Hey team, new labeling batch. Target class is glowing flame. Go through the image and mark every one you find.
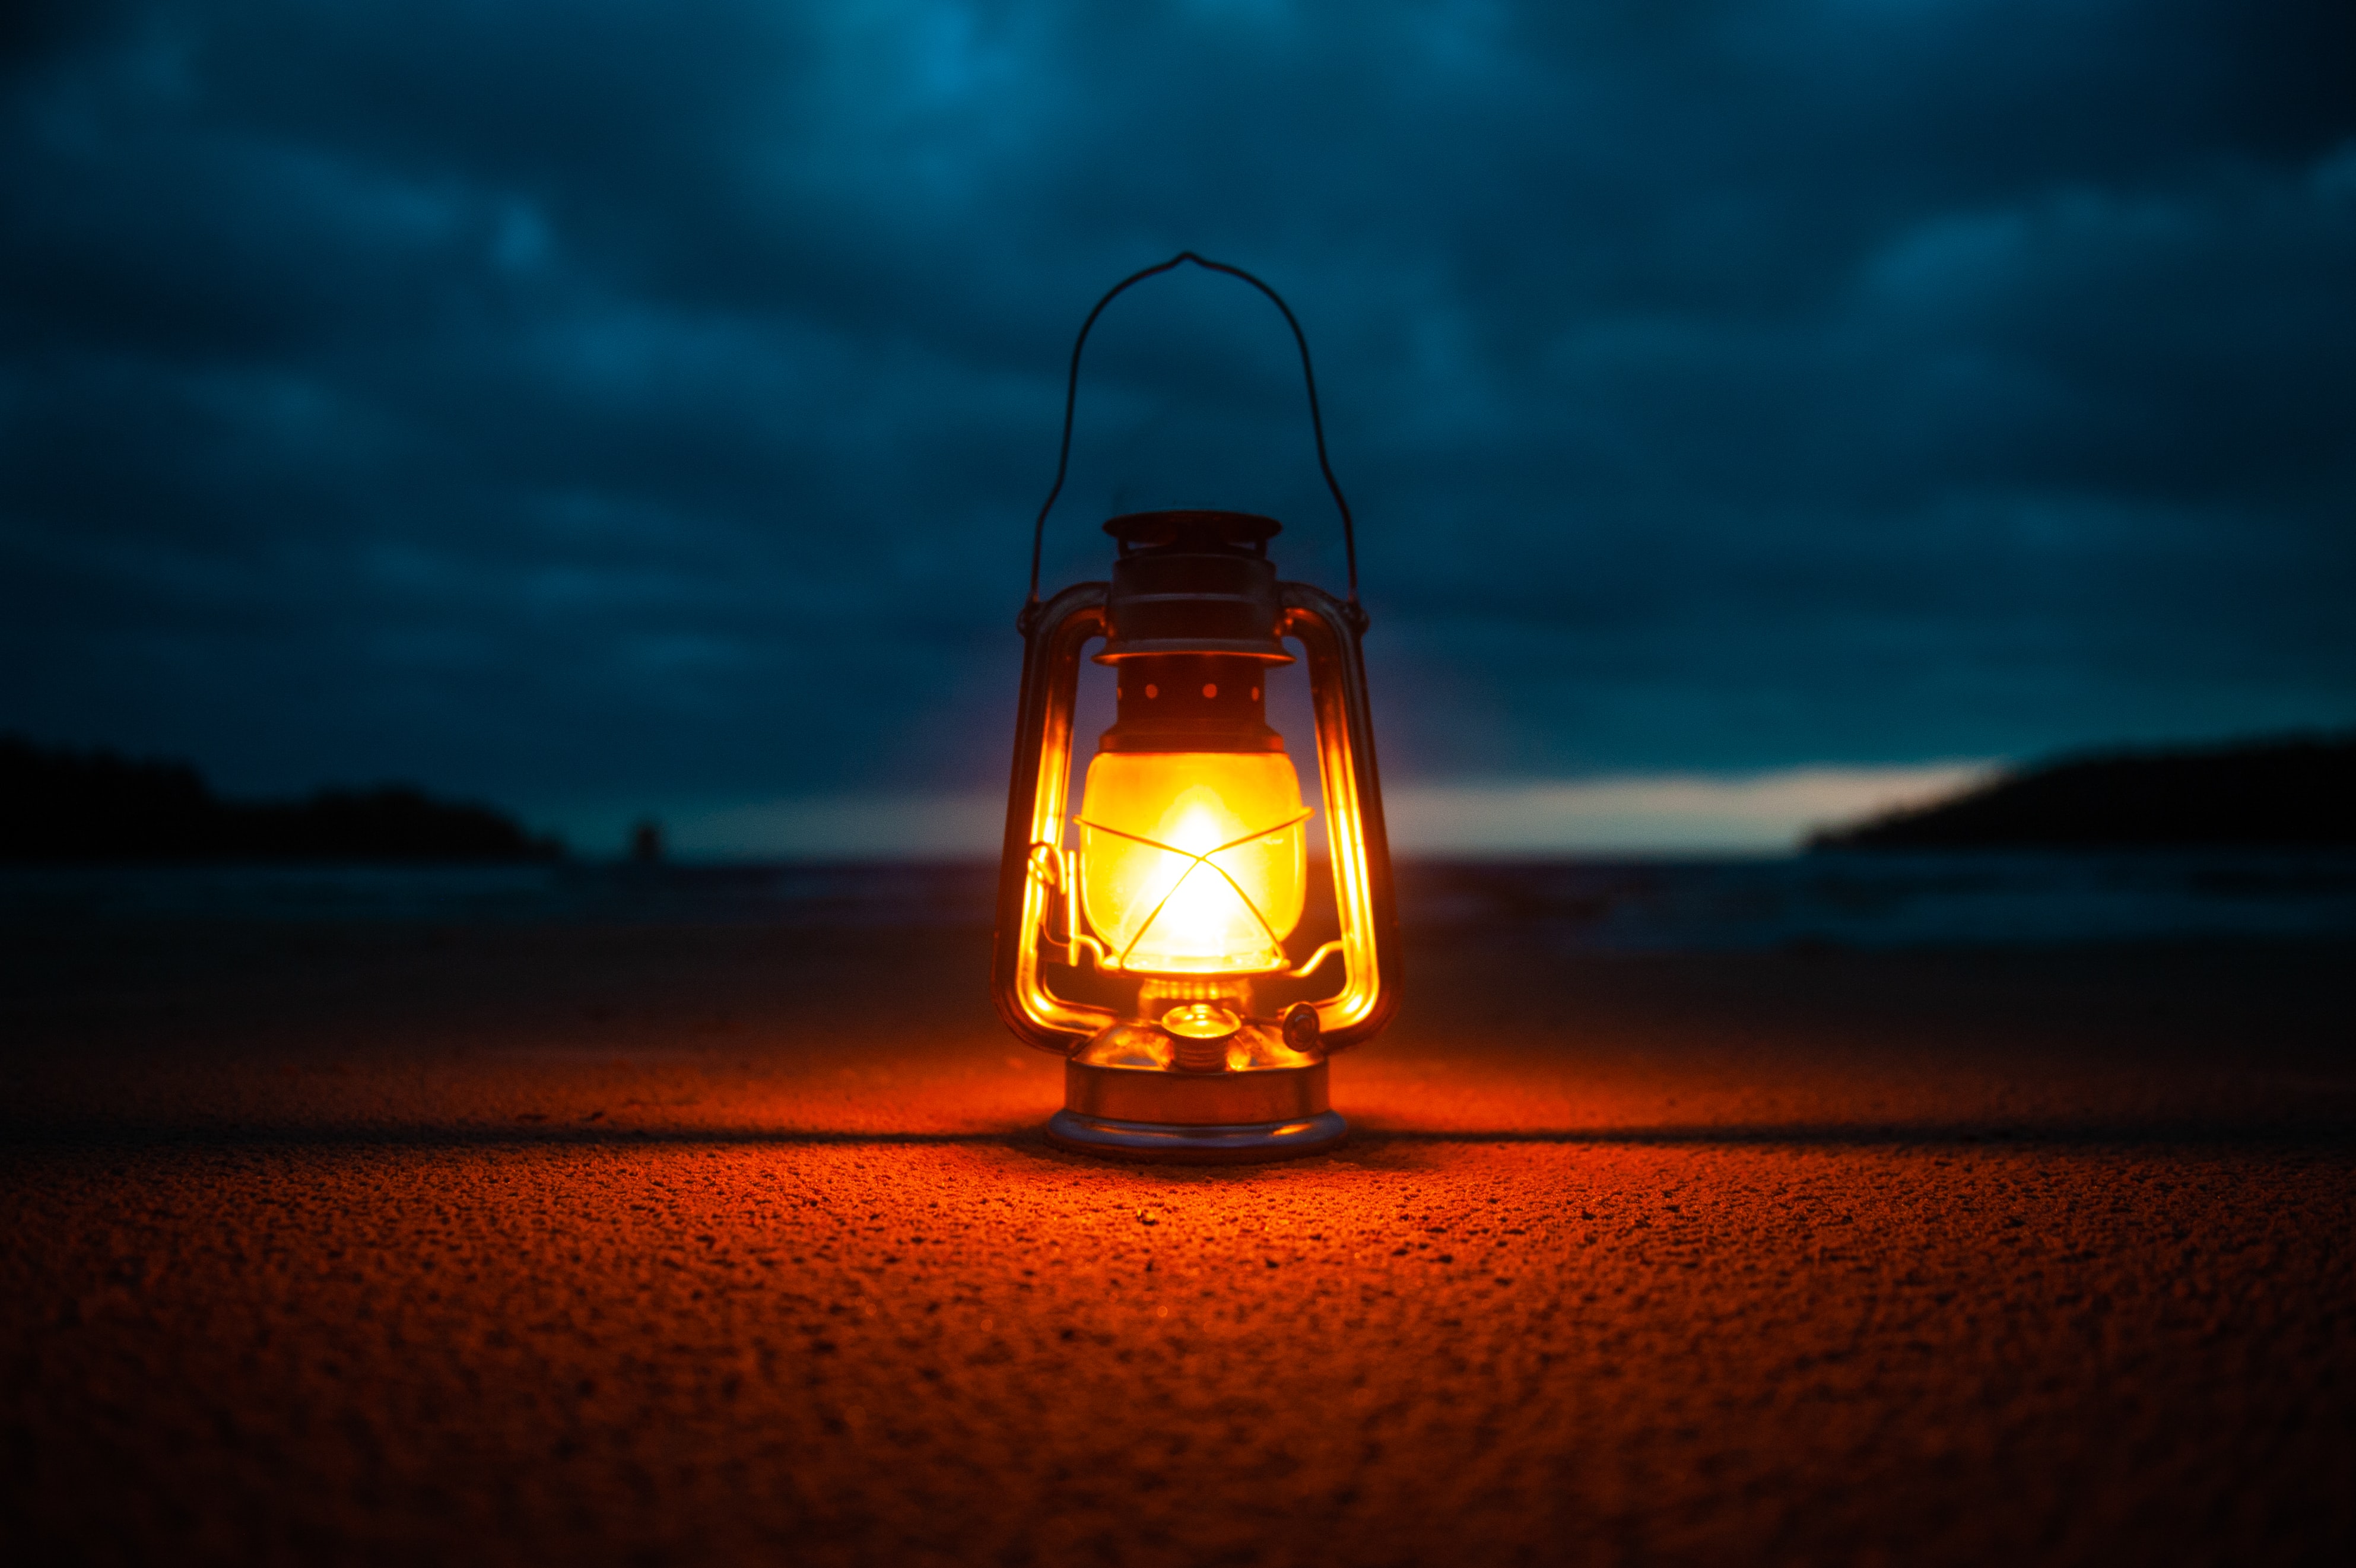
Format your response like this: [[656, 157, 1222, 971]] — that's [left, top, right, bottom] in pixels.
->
[[1161, 793, 1226, 855]]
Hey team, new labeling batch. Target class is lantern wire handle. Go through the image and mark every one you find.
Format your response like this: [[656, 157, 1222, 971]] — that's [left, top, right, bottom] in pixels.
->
[[1024, 252, 1360, 628]]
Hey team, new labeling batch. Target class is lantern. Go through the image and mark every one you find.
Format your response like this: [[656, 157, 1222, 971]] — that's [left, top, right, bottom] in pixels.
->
[[990, 254, 1399, 1162]]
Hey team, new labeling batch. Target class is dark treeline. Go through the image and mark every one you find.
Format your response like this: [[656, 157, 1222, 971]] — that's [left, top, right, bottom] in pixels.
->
[[1812, 733, 2356, 850], [1, 736, 562, 863]]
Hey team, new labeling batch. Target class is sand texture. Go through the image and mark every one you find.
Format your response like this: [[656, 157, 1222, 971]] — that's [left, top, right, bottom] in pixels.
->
[[4, 911, 2353, 1566]]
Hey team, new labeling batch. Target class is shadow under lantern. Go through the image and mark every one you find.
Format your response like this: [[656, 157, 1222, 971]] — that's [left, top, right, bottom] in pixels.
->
[[990, 254, 1400, 1163]]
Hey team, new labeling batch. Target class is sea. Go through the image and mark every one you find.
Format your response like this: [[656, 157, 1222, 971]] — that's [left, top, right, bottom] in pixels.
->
[[4, 851, 2353, 951]]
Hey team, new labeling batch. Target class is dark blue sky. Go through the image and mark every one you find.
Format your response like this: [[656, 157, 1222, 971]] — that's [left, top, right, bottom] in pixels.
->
[[4, 1, 2351, 831]]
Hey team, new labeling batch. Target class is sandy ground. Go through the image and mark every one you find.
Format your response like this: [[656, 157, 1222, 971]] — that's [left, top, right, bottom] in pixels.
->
[[3, 907, 2352, 1566]]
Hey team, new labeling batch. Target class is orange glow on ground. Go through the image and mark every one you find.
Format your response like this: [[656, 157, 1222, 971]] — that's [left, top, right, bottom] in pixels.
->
[[4, 920, 2351, 1563]]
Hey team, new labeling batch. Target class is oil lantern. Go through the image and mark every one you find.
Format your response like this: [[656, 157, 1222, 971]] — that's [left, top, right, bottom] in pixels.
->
[[990, 253, 1399, 1162]]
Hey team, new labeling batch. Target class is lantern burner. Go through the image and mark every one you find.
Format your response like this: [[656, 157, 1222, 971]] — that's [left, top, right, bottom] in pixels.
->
[[1134, 977, 1252, 1071], [1161, 1004, 1243, 1069]]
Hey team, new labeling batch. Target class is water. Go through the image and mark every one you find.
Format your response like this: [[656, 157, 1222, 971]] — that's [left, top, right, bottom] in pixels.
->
[[0, 861, 1001, 930], [1399, 852, 2356, 951], [2, 851, 2351, 950]]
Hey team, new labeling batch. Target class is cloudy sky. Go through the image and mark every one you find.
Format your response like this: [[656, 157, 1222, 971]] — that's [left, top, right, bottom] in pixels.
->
[[4, 1, 2351, 852]]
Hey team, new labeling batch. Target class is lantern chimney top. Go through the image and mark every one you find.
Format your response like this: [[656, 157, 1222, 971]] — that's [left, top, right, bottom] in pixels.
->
[[1104, 510, 1281, 554], [1095, 509, 1290, 665]]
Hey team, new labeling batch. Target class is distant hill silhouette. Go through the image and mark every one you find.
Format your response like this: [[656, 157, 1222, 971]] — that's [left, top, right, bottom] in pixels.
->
[[1, 736, 563, 863], [1810, 733, 2356, 850]]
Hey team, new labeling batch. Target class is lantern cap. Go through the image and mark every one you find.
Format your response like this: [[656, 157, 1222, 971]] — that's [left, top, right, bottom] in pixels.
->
[[1104, 510, 1281, 553], [1094, 509, 1291, 665]]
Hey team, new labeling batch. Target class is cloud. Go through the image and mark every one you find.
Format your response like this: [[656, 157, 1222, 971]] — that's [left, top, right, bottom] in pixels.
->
[[1, 1, 2349, 812]]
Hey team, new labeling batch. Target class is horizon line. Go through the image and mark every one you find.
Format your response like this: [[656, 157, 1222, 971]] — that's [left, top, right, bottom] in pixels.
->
[[535, 761, 1998, 862]]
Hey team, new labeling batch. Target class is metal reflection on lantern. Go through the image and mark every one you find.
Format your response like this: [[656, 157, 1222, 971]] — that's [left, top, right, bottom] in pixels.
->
[[990, 253, 1399, 1163]]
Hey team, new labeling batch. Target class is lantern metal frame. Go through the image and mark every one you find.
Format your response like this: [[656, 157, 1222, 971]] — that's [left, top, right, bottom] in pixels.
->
[[988, 255, 1400, 1163]]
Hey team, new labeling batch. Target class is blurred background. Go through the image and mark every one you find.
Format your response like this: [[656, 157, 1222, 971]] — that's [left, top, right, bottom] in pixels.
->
[[3, 0, 2351, 859]]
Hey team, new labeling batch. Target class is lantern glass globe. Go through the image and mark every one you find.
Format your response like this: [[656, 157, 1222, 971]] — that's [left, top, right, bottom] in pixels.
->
[[1075, 749, 1308, 975]]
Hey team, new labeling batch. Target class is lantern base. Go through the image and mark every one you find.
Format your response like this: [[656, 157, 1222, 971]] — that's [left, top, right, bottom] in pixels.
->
[[1046, 1108, 1348, 1164], [1046, 1018, 1342, 1163]]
